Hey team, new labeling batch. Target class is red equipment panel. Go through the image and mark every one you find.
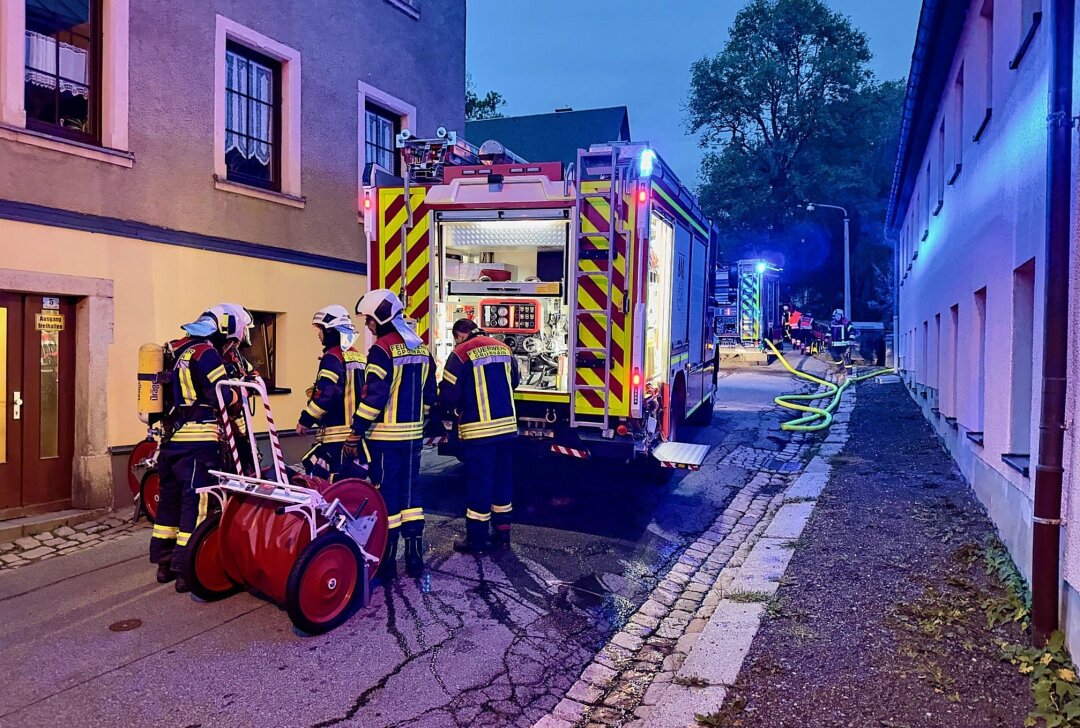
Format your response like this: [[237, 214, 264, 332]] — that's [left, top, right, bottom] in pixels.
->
[[479, 298, 541, 333]]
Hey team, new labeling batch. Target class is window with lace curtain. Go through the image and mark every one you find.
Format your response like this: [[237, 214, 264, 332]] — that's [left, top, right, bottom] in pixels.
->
[[225, 42, 281, 190], [365, 103, 400, 174], [24, 0, 102, 143]]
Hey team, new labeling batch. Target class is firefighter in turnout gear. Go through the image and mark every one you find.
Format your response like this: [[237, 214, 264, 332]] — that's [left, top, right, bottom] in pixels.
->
[[150, 305, 242, 591], [437, 319, 520, 553], [829, 308, 857, 372], [297, 305, 366, 480], [345, 289, 436, 581]]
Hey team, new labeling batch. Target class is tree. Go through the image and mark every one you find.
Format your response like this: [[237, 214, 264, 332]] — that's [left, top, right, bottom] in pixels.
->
[[466, 73, 506, 121], [688, 0, 904, 320]]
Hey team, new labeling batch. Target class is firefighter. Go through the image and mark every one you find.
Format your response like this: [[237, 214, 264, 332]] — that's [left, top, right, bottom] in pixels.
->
[[436, 319, 520, 553], [829, 308, 857, 372], [221, 304, 258, 476], [786, 306, 802, 349], [345, 289, 435, 581], [297, 305, 365, 480], [150, 305, 242, 591]]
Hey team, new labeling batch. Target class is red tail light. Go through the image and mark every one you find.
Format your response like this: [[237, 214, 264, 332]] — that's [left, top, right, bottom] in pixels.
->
[[638, 189, 647, 203], [616, 424, 629, 436], [632, 369, 642, 387], [364, 197, 372, 209]]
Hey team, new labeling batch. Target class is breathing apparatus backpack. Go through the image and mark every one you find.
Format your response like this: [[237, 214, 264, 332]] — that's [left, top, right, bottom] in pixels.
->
[[136, 342, 180, 435]]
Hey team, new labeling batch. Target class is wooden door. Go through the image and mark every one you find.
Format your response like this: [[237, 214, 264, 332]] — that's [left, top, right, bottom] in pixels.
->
[[0, 294, 75, 516], [22, 297, 75, 510], [0, 293, 24, 510]]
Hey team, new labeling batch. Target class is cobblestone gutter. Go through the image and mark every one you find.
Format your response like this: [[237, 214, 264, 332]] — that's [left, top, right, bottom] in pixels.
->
[[0, 515, 144, 571]]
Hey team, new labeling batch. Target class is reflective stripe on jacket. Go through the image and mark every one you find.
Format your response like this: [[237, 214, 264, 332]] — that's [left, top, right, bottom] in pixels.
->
[[300, 346, 366, 442], [352, 332, 435, 442], [167, 337, 228, 443], [437, 334, 520, 442]]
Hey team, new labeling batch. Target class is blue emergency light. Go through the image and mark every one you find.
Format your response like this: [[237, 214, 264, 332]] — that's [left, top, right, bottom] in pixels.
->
[[755, 261, 767, 274], [639, 149, 657, 178]]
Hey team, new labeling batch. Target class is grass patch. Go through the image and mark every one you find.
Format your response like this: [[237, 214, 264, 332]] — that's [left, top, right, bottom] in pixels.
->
[[695, 710, 724, 727], [726, 590, 773, 603]]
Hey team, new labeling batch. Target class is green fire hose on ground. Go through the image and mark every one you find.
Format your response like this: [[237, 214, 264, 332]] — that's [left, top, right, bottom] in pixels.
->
[[763, 339, 895, 432]]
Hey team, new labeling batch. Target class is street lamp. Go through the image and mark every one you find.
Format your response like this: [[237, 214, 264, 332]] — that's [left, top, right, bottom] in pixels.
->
[[806, 202, 851, 319]]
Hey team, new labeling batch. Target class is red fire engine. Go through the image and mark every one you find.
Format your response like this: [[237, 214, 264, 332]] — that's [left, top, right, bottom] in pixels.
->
[[361, 129, 719, 470]]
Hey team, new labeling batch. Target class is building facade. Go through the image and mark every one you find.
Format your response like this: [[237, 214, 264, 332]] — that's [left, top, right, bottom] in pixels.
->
[[0, 0, 465, 517], [889, 0, 1080, 652]]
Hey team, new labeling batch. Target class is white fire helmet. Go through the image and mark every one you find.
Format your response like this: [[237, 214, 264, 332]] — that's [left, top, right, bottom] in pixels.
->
[[832, 308, 845, 319], [220, 303, 255, 345], [182, 304, 247, 342], [355, 289, 422, 348], [312, 304, 355, 331], [355, 289, 404, 326]]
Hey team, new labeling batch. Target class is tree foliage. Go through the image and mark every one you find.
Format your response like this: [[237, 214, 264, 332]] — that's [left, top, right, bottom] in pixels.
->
[[689, 0, 904, 320], [466, 73, 506, 121]]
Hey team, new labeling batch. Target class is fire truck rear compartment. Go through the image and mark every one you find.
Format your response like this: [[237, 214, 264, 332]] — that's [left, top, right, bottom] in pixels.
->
[[434, 215, 572, 397]]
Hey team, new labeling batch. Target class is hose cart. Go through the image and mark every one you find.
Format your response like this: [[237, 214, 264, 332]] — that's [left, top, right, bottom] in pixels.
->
[[187, 379, 389, 635]]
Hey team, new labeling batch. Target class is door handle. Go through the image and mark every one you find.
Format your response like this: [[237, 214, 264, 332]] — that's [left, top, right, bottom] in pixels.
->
[[12, 391, 22, 421]]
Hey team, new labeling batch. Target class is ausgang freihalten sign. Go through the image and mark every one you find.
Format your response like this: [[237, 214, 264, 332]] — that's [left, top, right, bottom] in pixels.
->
[[35, 312, 65, 332]]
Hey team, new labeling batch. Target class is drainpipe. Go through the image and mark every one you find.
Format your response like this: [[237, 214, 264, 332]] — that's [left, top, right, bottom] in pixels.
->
[[1032, 0, 1074, 645]]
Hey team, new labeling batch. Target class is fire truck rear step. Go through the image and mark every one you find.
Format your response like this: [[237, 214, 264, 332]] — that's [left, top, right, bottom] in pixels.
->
[[652, 442, 711, 471]]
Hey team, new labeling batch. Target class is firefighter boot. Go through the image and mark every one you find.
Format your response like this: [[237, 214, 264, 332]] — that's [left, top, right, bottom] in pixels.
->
[[373, 530, 399, 588], [404, 536, 425, 577], [453, 518, 490, 554], [174, 574, 191, 593], [492, 524, 511, 548], [156, 563, 176, 584]]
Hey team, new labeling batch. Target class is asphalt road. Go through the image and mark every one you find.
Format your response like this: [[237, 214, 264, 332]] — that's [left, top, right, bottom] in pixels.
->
[[0, 366, 802, 728]]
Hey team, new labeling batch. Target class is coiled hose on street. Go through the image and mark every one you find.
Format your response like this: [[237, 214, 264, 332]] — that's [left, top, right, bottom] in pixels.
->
[[763, 339, 895, 432]]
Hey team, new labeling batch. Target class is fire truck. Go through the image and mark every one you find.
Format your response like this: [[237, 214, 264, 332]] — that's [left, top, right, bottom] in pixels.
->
[[361, 129, 719, 470], [715, 259, 782, 350]]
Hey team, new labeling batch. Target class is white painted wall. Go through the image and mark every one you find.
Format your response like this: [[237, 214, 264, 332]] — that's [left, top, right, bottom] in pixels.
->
[[896, 0, 1058, 601]]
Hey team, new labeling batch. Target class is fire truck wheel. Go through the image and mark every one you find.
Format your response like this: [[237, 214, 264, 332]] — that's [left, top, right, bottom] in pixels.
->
[[138, 470, 161, 523], [286, 531, 363, 635], [667, 386, 686, 443], [686, 395, 714, 426], [187, 512, 241, 602]]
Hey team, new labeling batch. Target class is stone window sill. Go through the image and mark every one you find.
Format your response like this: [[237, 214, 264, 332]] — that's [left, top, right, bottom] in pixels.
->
[[213, 175, 306, 209], [1002, 453, 1031, 478], [384, 0, 420, 19], [1010, 12, 1042, 70], [0, 123, 134, 167], [967, 431, 985, 447]]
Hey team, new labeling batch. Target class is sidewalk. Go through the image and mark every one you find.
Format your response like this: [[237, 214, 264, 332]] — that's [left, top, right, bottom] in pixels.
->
[[703, 377, 1034, 727], [535, 370, 1037, 728]]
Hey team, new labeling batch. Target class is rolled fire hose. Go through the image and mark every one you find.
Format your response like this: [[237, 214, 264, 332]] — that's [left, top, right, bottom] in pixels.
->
[[763, 339, 895, 432]]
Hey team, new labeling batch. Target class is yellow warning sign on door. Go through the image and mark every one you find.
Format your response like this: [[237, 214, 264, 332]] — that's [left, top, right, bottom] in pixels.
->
[[35, 312, 65, 332]]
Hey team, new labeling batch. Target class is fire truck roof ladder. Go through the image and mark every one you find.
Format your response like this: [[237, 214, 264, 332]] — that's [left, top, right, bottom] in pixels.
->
[[569, 145, 624, 432]]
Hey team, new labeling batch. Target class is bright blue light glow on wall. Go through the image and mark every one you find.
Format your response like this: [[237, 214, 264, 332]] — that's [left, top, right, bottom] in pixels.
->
[[755, 261, 767, 274], [639, 149, 656, 178]]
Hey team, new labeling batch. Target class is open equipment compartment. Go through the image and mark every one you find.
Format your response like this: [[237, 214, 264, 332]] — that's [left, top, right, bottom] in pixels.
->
[[433, 210, 572, 395]]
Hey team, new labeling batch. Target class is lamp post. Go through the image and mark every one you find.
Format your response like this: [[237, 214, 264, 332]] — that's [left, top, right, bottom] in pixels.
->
[[806, 202, 851, 319]]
